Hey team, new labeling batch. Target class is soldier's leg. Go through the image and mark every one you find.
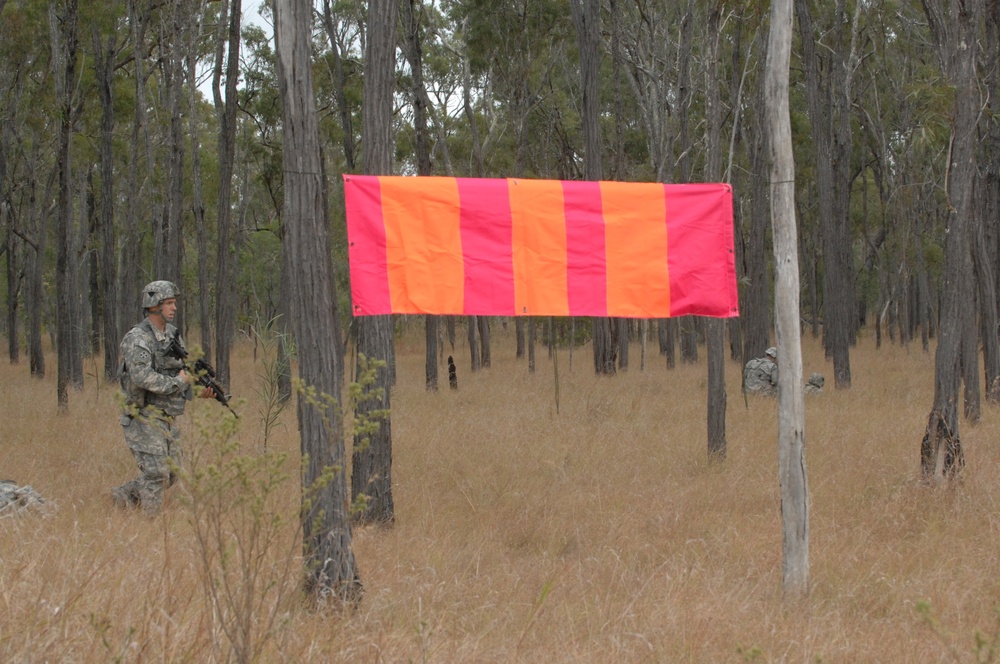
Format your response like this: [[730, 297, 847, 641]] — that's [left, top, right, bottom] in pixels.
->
[[164, 422, 183, 490], [132, 449, 171, 515], [112, 417, 145, 509], [121, 417, 173, 515], [111, 480, 140, 509]]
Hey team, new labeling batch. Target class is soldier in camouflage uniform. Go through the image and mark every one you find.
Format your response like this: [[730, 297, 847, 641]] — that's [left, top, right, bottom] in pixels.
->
[[743, 346, 779, 396], [804, 372, 825, 394], [111, 281, 214, 515]]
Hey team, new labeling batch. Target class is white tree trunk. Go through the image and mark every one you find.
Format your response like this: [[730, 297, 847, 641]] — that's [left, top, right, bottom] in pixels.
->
[[765, 0, 809, 598]]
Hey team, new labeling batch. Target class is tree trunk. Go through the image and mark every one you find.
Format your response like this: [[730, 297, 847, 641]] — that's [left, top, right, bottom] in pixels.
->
[[919, 0, 982, 481], [466, 316, 480, 372], [213, 0, 241, 387], [986, 3, 1000, 402], [85, 170, 100, 358], [796, 0, 856, 388], [401, 0, 439, 391], [766, 0, 809, 597], [528, 317, 536, 373], [156, 0, 185, 296], [975, 5, 1000, 401], [570, 0, 614, 377], [616, 319, 629, 371], [321, 0, 357, 170], [273, 0, 361, 605], [93, 26, 119, 381], [424, 315, 437, 391], [122, 0, 148, 326], [185, 31, 211, 357], [26, 153, 51, 378], [961, 258, 980, 423], [1, 67, 20, 364], [706, 2, 726, 461], [352, 0, 398, 526], [515, 318, 525, 358], [478, 316, 490, 368], [50, 0, 80, 411], [743, 82, 772, 365]]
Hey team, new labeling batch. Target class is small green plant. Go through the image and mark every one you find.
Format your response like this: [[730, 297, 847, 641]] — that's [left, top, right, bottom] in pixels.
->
[[250, 315, 293, 451], [294, 353, 388, 523], [736, 644, 764, 661], [516, 577, 557, 651], [348, 353, 389, 454], [179, 407, 298, 664], [916, 599, 1000, 663]]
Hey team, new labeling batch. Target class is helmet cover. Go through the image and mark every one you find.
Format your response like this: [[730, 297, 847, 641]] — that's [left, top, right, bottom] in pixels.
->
[[141, 281, 180, 309]]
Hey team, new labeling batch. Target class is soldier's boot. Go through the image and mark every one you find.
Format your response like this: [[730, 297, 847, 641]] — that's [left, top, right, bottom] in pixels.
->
[[138, 480, 165, 517], [110, 483, 140, 509]]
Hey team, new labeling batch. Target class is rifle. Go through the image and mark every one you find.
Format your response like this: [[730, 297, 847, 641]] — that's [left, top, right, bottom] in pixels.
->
[[166, 333, 238, 418]]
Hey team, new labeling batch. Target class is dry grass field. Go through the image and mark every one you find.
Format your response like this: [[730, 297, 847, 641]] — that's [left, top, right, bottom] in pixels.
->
[[3, 325, 1000, 663]]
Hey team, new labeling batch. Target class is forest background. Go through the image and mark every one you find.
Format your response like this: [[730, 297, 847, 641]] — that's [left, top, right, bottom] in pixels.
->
[[2, 0, 994, 408], [3, 0, 1000, 657]]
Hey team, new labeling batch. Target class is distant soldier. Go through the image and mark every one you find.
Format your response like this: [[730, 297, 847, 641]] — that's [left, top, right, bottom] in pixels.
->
[[804, 372, 825, 394], [744, 346, 778, 396], [111, 281, 214, 515], [0, 480, 49, 516]]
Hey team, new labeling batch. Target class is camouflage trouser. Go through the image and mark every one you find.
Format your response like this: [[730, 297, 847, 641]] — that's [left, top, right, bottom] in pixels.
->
[[114, 417, 183, 515]]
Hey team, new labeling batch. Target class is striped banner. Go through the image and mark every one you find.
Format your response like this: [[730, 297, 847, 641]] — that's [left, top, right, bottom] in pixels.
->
[[344, 175, 739, 319]]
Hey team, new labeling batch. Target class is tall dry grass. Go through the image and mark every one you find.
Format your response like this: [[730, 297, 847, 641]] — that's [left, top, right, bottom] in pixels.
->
[[2, 327, 1000, 662]]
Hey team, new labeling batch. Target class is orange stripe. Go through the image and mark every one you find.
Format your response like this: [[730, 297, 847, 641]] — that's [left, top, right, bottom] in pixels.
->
[[380, 177, 465, 313], [601, 182, 670, 317], [509, 179, 569, 316]]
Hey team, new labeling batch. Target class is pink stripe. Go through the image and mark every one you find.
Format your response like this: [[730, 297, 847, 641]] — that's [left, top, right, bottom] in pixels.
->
[[457, 178, 515, 315], [344, 175, 391, 316], [666, 184, 738, 317], [562, 181, 607, 316]]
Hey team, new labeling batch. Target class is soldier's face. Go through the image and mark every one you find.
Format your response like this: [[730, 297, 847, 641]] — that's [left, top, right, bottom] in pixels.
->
[[158, 298, 178, 322]]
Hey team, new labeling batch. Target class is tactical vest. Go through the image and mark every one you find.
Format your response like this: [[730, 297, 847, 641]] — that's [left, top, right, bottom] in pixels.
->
[[119, 319, 188, 418]]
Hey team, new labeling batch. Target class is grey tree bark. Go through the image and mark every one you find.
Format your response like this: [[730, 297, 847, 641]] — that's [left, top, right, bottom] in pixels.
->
[[273, 0, 361, 604], [466, 316, 480, 371], [184, 16, 211, 357], [961, 258, 980, 423], [677, 0, 698, 366], [796, 0, 858, 388], [25, 148, 51, 377], [478, 316, 490, 368], [919, 0, 983, 480], [570, 0, 615, 376], [1, 62, 21, 364], [122, 0, 149, 322], [766, 0, 809, 597], [352, 0, 398, 526], [213, 0, 241, 387], [528, 318, 536, 373], [742, 87, 772, 367], [980, 3, 1000, 402], [154, 0, 185, 295], [50, 0, 80, 411], [93, 24, 119, 381], [401, 0, 439, 391], [706, 1, 726, 461], [321, 0, 358, 171]]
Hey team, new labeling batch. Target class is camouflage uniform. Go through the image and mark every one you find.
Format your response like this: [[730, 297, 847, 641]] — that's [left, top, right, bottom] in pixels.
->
[[804, 373, 825, 394], [112, 283, 192, 515], [744, 354, 778, 396]]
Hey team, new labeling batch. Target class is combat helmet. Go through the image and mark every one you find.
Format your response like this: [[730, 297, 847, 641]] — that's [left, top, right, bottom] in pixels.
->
[[141, 280, 180, 309]]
